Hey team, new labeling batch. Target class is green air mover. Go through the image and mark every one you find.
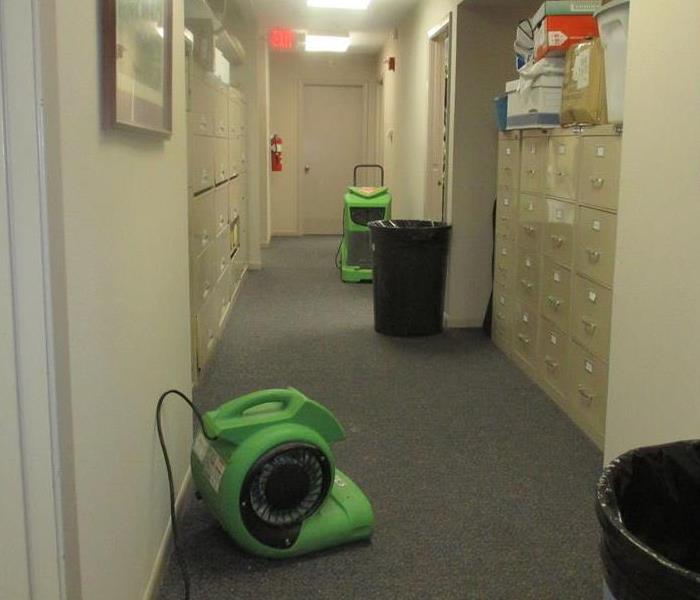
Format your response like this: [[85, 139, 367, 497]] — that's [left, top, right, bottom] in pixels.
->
[[339, 164, 392, 283], [190, 388, 374, 558]]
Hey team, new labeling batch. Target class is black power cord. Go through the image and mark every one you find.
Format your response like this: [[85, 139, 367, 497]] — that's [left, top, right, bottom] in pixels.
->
[[156, 389, 218, 600]]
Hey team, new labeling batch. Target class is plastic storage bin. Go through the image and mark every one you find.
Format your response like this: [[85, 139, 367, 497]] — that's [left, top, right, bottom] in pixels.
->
[[494, 95, 508, 131], [595, 0, 630, 124], [505, 75, 563, 129]]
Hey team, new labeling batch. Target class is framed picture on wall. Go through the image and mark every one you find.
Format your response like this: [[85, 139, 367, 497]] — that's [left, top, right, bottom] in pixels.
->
[[102, 0, 173, 135]]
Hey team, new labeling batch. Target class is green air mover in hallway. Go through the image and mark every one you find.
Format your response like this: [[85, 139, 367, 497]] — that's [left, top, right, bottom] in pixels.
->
[[339, 164, 392, 283], [190, 388, 374, 558]]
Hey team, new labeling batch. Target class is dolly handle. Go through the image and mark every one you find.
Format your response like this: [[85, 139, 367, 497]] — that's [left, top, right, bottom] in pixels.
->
[[353, 164, 384, 186]]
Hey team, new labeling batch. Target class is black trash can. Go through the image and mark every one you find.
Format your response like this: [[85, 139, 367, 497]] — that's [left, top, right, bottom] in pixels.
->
[[368, 220, 451, 336], [596, 441, 700, 600]]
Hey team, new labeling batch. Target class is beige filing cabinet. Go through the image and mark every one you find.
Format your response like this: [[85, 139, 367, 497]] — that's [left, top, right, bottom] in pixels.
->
[[493, 125, 622, 448], [188, 62, 248, 378]]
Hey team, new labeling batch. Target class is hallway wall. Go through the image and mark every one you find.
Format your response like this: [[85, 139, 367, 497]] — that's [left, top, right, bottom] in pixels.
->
[[379, 0, 538, 326], [40, 1, 193, 598], [269, 52, 379, 236], [605, 2, 700, 462]]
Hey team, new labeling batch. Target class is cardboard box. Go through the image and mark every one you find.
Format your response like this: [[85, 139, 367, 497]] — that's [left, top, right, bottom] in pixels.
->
[[561, 39, 608, 126], [532, 1, 603, 28], [534, 15, 599, 61]]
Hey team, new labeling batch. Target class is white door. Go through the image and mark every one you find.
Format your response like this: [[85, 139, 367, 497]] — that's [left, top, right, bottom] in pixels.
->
[[301, 84, 365, 235]]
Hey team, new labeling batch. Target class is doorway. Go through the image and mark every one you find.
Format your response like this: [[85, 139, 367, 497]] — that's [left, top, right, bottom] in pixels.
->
[[425, 19, 451, 222], [300, 84, 366, 235]]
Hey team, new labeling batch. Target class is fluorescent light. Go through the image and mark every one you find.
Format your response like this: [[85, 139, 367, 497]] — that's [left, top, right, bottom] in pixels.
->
[[305, 34, 351, 52], [307, 0, 370, 9]]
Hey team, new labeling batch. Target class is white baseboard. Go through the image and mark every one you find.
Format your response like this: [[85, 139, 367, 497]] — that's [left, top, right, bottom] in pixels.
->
[[444, 312, 483, 329], [272, 230, 302, 237], [142, 468, 194, 600], [248, 260, 262, 271]]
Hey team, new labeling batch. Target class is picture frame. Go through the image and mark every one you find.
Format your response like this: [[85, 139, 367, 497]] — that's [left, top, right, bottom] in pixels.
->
[[102, 0, 173, 135]]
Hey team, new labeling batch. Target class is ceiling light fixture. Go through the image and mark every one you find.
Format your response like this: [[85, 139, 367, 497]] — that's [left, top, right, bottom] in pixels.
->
[[307, 0, 371, 10], [305, 34, 351, 53]]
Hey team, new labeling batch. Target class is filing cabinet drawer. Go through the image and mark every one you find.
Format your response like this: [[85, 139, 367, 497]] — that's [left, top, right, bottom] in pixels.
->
[[570, 342, 608, 436], [546, 136, 579, 200], [189, 189, 215, 259], [540, 258, 572, 333], [516, 251, 540, 305], [539, 320, 569, 397], [572, 275, 613, 359], [493, 284, 513, 341], [495, 241, 515, 287], [214, 88, 228, 138], [575, 207, 617, 287], [191, 244, 215, 313], [189, 75, 214, 136], [498, 140, 520, 190], [520, 136, 547, 193], [214, 137, 229, 185], [513, 303, 539, 366], [517, 194, 544, 252], [190, 135, 215, 193], [213, 184, 229, 236], [195, 292, 218, 371], [543, 198, 576, 266], [579, 136, 621, 211], [215, 229, 231, 284]]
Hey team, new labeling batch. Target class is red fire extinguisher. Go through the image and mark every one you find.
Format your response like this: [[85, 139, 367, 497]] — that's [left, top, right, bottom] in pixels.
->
[[271, 134, 283, 172]]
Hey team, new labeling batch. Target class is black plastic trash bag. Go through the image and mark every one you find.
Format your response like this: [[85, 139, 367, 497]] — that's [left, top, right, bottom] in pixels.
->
[[596, 441, 700, 600]]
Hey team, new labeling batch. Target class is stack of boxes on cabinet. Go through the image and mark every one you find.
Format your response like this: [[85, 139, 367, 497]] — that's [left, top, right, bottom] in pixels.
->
[[188, 60, 248, 375], [492, 1, 630, 447]]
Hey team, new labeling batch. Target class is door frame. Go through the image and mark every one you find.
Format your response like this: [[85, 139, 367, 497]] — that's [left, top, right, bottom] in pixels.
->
[[296, 81, 372, 235], [425, 15, 453, 222], [0, 1, 71, 598]]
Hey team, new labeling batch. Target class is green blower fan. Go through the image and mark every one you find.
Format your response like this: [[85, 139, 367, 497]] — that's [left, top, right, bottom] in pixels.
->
[[339, 164, 392, 283], [191, 388, 374, 558]]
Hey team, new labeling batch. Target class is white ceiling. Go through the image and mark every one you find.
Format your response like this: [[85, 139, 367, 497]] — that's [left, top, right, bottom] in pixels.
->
[[250, 0, 421, 53]]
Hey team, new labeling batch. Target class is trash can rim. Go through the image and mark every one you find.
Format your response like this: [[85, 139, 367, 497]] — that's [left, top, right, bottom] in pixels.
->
[[367, 219, 451, 230], [597, 441, 700, 586]]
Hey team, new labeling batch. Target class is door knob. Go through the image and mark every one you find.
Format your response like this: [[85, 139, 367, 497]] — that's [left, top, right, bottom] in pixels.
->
[[304, 164, 311, 173]]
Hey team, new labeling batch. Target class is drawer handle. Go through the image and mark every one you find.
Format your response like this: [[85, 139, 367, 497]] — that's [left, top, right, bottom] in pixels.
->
[[201, 232, 209, 246], [500, 215, 509, 222], [203, 281, 211, 297], [520, 279, 535, 291], [522, 225, 537, 235], [546, 295, 562, 310], [581, 317, 598, 334], [578, 385, 595, 406], [545, 357, 559, 371], [556, 171, 565, 178], [586, 248, 602, 263], [503, 166, 512, 172], [526, 169, 536, 176], [517, 333, 531, 345], [550, 235, 564, 248], [590, 177, 605, 189]]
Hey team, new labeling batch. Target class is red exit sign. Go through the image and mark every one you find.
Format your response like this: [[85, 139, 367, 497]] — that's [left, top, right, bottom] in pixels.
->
[[269, 28, 296, 51]]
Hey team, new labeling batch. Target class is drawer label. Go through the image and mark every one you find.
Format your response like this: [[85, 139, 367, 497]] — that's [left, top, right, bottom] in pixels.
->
[[592, 220, 601, 231], [596, 146, 606, 157], [522, 313, 529, 323], [528, 201, 534, 211], [499, 295, 506, 305], [588, 290, 597, 303], [550, 333, 558, 345], [553, 271, 561, 283], [504, 198, 510, 206], [506, 147, 512, 156], [529, 144, 536, 154], [502, 248, 508, 256], [585, 359, 594, 373], [557, 144, 566, 155], [526, 257, 532, 267], [556, 208, 564, 220]]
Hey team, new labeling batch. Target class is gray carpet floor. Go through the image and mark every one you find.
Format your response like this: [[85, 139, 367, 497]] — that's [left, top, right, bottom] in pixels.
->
[[159, 236, 603, 600]]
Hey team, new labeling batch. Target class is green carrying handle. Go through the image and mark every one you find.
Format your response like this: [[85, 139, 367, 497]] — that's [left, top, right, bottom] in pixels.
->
[[217, 388, 300, 420], [204, 388, 346, 445]]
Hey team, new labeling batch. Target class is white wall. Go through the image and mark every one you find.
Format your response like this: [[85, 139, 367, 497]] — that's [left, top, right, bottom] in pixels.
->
[[605, 2, 700, 462], [269, 52, 379, 236], [380, 0, 538, 326], [41, 1, 194, 598]]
